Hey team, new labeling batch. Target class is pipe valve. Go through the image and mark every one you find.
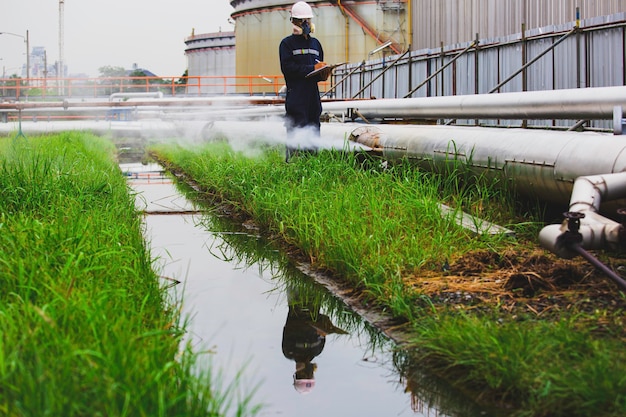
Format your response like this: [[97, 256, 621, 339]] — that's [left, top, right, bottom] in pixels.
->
[[557, 211, 585, 247]]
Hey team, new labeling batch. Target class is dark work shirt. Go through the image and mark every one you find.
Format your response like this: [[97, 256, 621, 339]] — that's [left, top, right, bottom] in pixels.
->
[[279, 34, 325, 130]]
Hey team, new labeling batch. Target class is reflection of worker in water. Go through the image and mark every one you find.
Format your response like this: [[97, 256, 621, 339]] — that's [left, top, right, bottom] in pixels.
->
[[279, 1, 332, 161], [282, 288, 347, 393]]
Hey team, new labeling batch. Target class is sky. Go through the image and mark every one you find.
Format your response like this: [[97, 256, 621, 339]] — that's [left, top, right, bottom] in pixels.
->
[[1, 0, 235, 78]]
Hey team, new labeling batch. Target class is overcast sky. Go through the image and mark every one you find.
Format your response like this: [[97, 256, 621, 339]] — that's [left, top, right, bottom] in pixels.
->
[[1, 0, 235, 78]]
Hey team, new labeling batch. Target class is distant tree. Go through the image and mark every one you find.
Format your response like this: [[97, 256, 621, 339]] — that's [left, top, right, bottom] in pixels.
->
[[129, 69, 147, 78], [98, 66, 127, 95], [173, 70, 188, 95], [98, 66, 126, 78], [129, 69, 168, 92], [176, 69, 188, 85]]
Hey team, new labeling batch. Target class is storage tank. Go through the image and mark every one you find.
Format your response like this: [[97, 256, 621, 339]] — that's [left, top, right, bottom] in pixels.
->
[[229, 0, 409, 93], [184, 30, 236, 95]]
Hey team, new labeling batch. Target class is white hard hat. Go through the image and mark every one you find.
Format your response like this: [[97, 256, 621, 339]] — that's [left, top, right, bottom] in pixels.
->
[[291, 1, 313, 19], [294, 378, 316, 394]]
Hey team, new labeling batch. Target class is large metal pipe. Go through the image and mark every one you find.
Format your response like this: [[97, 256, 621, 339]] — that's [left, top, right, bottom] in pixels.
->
[[3, 86, 623, 125], [199, 120, 626, 207], [322, 86, 626, 120], [346, 124, 626, 206]]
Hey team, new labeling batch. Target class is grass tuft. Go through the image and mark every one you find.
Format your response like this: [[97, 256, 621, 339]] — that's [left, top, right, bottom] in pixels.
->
[[0, 133, 260, 417]]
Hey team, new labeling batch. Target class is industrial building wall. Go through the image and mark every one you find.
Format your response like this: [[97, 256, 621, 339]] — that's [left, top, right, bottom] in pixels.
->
[[234, 10, 287, 87], [411, 0, 626, 50], [334, 12, 626, 130]]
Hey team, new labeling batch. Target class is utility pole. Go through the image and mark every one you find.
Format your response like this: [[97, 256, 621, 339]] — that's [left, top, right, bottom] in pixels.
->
[[59, 0, 65, 95], [0, 31, 30, 84], [25, 29, 29, 84]]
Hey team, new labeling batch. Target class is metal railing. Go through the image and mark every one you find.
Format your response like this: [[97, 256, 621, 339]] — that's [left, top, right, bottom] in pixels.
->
[[0, 74, 336, 100]]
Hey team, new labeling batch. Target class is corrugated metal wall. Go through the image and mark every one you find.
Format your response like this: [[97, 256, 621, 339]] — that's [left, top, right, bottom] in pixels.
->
[[334, 12, 626, 129], [411, 0, 626, 50]]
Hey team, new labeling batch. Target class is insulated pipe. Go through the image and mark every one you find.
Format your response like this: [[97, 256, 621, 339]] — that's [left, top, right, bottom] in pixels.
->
[[346, 124, 626, 206], [569, 173, 626, 214], [110, 92, 163, 101], [0, 96, 283, 111], [322, 86, 626, 120], [202, 121, 626, 209]]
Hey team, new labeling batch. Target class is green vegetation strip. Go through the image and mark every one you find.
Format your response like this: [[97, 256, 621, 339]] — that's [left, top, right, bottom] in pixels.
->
[[152, 142, 625, 417], [0, 133, 259, 417]]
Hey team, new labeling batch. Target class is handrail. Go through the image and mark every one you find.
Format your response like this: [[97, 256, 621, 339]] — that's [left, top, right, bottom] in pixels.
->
[[488, 27, 578, 94], [404, 40, 478, 98], [444, 26, 578, 125], [352, 50, 410, 99], [0, 74, 307, 99], [322, 62, 364, 99]]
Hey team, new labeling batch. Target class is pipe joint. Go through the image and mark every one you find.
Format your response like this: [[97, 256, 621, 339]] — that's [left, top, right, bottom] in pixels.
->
[[540, 210, 624, 258]]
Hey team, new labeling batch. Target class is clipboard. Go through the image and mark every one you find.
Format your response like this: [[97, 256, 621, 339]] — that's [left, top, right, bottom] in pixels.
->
[[306, 62, 347, 78]]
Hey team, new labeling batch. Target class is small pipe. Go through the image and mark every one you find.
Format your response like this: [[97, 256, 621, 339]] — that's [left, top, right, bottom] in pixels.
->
[[324, 85, 626, 120], [109, 92, 163, 101], [571, 244, 626, 292], [568, 119, 588, 131]]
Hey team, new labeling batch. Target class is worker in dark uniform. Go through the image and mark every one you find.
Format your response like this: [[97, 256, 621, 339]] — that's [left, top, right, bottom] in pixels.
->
[[279, 1, 332, 161], [282, 287, 347, 394]]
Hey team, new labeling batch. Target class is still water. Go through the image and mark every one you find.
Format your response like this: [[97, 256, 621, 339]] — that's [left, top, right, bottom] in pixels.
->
[[123, 162, 491, 417]]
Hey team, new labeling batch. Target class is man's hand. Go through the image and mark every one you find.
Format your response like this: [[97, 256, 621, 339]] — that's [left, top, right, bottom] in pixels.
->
[[314, 61, 331, 81]]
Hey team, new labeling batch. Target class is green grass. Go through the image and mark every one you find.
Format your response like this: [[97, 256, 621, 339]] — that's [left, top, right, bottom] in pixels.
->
[[150, 141, 626, 417], [0, 133, 260, 417], [416, 313, 626, 416], [152, 143, 520, 316]]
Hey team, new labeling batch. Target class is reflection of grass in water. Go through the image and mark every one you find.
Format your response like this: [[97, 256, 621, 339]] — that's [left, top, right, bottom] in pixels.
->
[[151, 141, 626, 417], [189, 197, 386, 345], [0, 133, 261, 417], [151, 141, 516, 320]]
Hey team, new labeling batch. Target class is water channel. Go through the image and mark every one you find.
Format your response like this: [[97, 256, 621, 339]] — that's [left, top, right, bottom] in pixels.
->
[[122, 161, 496, 417]]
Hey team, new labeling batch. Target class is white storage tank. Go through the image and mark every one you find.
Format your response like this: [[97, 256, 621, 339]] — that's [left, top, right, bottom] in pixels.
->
[[184, 30, 236, 95], [229, 0, 409, 93]]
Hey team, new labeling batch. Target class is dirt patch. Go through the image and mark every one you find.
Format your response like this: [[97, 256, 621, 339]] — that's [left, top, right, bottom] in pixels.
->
[[407, 249, 626, 335]]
